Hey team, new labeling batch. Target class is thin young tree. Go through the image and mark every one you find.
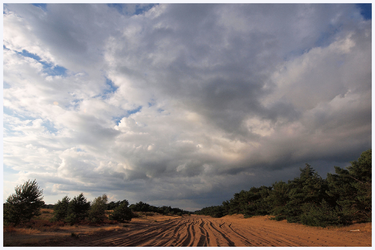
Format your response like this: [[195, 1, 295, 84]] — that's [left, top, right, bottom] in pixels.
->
[[88, 194, 108, 223], [65, 193, 90, 225], [51, 196, 70, 222]]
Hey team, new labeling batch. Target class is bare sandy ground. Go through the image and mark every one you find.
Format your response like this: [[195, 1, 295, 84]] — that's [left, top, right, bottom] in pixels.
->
[[4, 214, 371, 246]]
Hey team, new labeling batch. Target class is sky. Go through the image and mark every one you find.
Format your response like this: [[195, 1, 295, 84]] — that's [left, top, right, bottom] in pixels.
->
[[3, 3, 372, 211]]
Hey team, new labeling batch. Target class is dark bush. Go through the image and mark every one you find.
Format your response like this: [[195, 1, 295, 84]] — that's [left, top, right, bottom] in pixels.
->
[[109, 200, 133, 222], [300, 200, 346, 227]]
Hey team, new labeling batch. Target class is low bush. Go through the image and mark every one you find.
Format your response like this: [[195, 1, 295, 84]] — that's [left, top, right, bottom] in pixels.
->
[[300, 200, 347, 227], [270, 215, 286, 221]]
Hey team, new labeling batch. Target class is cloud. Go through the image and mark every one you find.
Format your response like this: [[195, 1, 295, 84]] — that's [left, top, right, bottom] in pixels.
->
[[3, 4, 371, 210]]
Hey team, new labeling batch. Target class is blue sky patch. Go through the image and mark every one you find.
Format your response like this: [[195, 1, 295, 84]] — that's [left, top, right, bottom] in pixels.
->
[[18, 49, 41, 61], [128, 106, 142, 115], [42, 119, 58, 134], [3, 106, 35, 121], [148, 99, 156, 107], [107, 3, 124, 14], [4, 106, 14, 116], [104, 77, 118, 94], [134, 4, 156, 15], [314, 26, 341, 48], [112, 106, 143, 125], [45, 65, 67, 76], [4, 82, 11, 89], [70, 99, 83, 110], [356, 4, 371, 20], [32, 3, 47, 11], [108, 4, 157, 16], [3, 164, 19, 174], [4, 107, 57, 134], [113, 116, 123, 126], [97, 77, 119, 99], [17, 49, 67, 76]]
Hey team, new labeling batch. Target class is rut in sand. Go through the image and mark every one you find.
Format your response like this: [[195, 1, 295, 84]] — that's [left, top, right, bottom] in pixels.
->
[[36, 215, 371, 247]]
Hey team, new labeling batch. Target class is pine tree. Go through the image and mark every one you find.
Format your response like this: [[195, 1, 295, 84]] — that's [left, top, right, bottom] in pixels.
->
[[267, 181, 290, 220], [65, 193, 90, 225], [4, 180, 45, 225], [327, 149, 372, 223], [243, 186, 271, 217], [51, 196, 70, 222], [88, 194, 108, 223], [284, 164, 327, 223]]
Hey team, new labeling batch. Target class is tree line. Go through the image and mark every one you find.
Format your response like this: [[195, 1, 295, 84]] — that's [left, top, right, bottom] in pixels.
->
[[3, 184, 189, 226], [129, 201, 191, 216], [195, 149, 371, 227]]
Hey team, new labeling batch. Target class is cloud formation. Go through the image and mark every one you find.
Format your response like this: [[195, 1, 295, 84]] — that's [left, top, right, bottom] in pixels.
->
[[3, 4, 371, 210]]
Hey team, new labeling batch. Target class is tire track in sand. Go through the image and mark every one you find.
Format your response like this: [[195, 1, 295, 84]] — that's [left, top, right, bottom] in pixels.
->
[[40, 215, 371, 247]]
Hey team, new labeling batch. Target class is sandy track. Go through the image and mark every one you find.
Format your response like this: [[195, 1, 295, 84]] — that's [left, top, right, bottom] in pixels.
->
[[38, 215, 371, 247]]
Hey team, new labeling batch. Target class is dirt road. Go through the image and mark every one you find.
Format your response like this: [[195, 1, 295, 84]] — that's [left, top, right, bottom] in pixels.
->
[[38, 214, 371, 247]]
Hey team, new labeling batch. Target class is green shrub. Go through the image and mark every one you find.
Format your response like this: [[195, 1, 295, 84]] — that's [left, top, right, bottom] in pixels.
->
[[271, 215, 286, 221], [109, 200, 133, 222], [300, 200, 346, 227]]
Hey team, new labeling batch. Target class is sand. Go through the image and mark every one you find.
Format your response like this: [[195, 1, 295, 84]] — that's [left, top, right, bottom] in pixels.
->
[[4, 214, 371, 246]]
